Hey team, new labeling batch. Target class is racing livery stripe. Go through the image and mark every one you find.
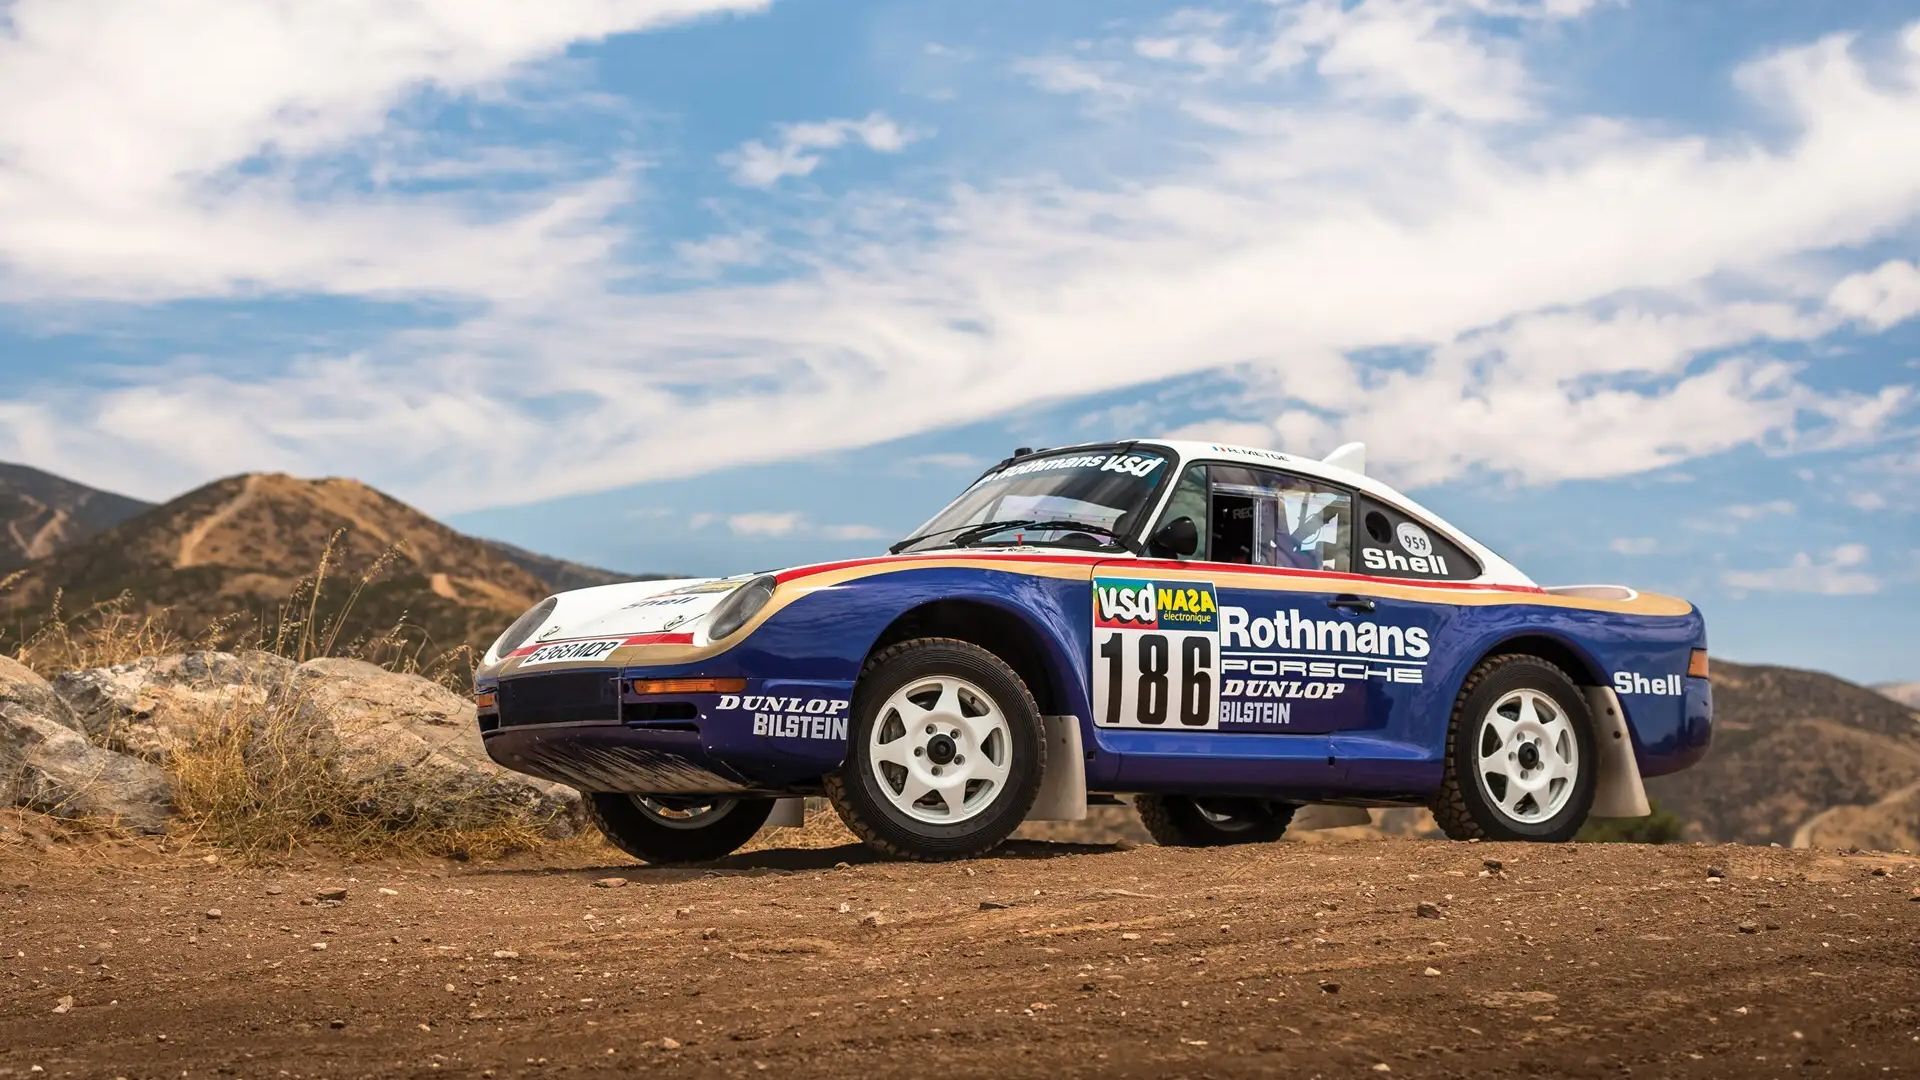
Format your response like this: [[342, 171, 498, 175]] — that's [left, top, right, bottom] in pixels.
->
[[775, 553, 1547, 594], [508, 631, 694, 658]]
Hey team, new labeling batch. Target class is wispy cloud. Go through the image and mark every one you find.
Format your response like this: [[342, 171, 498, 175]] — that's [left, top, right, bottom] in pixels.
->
[[0, 5, 1916, 517], [722, 113, 921, 188], [1724, 544, 1881, 596]]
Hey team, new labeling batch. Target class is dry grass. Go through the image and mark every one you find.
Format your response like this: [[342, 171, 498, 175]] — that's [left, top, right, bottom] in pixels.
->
[[5, 533, 479, 690], [2, 545, 561, 862], [159, 676, 563, 863]]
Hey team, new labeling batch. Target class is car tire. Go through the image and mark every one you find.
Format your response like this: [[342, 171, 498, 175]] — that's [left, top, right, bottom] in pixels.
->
[[826, 637, 1046, 861], [1135, 795, 1295, 846], [585, 794, 774, 865], [1431, 654, 1597, 842]]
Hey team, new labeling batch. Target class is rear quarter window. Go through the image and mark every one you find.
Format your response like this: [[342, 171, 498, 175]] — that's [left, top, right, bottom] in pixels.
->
[[1356, 497, 1480, 581]]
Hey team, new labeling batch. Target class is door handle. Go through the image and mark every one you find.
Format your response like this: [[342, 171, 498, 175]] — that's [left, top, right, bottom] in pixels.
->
[[1328, 594, 1376, 613]]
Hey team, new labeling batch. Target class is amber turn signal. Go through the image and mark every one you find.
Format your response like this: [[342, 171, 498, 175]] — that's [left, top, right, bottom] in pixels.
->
[[474, 689, 498, 710], [1687, 649, 1710, 680], [629, 677, 747, 696]]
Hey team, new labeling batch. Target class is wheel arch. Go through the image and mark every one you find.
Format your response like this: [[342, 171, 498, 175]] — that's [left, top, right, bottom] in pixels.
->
[[1458, 630, 1650, 821], [1474, 631, 1608, 688], [862, 596, 1081, 718]]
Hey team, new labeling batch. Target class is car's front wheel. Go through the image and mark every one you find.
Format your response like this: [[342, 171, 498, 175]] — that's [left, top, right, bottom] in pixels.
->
[[826, 638, 1046, 860], [1431, 654, 1596, 841], [586, 794, 774, 864], [1136, 795, 1295, 846]]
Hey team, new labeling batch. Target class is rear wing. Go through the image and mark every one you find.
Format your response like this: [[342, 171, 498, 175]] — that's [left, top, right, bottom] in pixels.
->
[[1543, 584, 1639, 602]]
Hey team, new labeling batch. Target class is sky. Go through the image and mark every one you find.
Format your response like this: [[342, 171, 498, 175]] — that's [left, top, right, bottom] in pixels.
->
[[0, 0, 1916, 683]]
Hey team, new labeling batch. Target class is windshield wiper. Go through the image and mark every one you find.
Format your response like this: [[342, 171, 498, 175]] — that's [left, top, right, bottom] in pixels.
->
[[955, 519, 1141, 554]]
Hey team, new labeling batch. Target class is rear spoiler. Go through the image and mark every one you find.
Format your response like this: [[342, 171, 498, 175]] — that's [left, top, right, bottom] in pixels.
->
[[1322, 442, 1366, 475]]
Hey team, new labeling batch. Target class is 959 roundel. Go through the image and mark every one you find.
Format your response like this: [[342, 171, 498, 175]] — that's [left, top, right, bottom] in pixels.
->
[[474, 437, 1712, 864]]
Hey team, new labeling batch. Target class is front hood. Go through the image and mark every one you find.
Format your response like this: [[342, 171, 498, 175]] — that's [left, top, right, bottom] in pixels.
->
[[483, 574, 758, 674]]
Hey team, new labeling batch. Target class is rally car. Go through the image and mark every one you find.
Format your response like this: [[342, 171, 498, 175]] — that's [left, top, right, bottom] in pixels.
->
[[475, 440, 1711, 863]]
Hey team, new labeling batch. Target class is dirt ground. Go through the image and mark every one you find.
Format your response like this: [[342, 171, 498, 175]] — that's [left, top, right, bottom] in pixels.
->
[[1, 829, 1916, 1080]]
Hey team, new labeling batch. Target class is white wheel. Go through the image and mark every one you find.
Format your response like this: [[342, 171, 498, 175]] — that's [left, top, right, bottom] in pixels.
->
[[867, 675, 1013, 825], [1473, 688, 1580, 825]]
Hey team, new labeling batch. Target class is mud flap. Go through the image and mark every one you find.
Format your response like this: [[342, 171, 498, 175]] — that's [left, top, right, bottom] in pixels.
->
[[1290, 804, 1372, 831], [766, 798, 806, 828], [1585, 686, 1651, 818], [1024, 715, 1087, 822]]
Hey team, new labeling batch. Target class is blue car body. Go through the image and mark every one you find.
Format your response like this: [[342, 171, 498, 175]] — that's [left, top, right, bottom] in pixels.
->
[[478, 540, 1710, 814]]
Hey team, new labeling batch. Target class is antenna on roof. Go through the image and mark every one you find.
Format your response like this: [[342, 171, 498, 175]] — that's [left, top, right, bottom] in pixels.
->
[[1323, 442, 1366, 475]]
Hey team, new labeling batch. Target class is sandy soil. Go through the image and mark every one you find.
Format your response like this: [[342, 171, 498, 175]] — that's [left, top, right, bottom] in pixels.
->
[[1, 835, 1916, 1079]]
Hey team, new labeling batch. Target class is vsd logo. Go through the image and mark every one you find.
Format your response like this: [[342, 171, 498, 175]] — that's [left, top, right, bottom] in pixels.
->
[[1094, 578, 1158, 629]]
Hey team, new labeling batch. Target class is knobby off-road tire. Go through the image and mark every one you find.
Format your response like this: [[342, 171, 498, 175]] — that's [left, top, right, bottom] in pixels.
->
[[1431, 654, 1597, 842], [826, 637, 1046, 861], [1135, 795, 1296, 846], [586, 794, 775, 865]]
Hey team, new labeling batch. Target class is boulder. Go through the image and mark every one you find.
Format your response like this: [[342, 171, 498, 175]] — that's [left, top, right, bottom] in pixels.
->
[[282, 658, 581, 836], [0, 656, 173, 832], [50, 651, 296, 763]]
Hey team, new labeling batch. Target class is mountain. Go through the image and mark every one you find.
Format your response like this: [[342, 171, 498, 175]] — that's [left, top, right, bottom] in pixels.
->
[[485, 539, 644, 593], [1876, 682, 1920, 710], [1645, 660, 1920, 847], [0, 463, 152, 572], [0, 460, 636, 597], [0, 473, 563, 658]]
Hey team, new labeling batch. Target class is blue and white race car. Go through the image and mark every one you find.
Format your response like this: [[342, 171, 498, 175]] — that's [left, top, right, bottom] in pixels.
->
[[476, 440, 1712, 862]]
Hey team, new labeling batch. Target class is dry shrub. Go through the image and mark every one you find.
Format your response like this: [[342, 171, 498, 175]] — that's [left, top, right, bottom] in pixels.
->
[[165, 679, 561, 862]]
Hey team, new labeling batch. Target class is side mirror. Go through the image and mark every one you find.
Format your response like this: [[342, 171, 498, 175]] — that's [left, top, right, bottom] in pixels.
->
[[1148, 516, 1199, 558]]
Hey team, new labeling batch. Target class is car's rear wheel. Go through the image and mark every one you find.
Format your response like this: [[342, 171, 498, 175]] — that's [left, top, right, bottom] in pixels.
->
[[1136, 795, 1295, 846], [1431, 654, 1596, 842], [586, 793, 774, 864], [826, 638, 1046, 860]]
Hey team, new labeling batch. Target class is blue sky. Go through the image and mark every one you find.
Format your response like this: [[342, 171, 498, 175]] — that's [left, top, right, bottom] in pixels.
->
[[0, 0, 1916, 683]]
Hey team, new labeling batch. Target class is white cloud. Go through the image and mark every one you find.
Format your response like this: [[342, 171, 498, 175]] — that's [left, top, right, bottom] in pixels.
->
[[726, 511, 805, 537], [1846, 490, 1889, 512], [1724, 543, 1881, 596], [1609, 537, 1658, 556], [0, 0, 767, 301], [1016, 56, 1141, 102], [1266, 0, 1538, 121], [1725, 499, 1798, 521], [1, 10, 1918, 514], [722, 113, 921, 189], [1829, 260, 1920, 330], [714, 512, 885, 542]]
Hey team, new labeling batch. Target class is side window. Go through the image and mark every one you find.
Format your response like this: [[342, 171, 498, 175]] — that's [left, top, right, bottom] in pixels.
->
[[1356, 496, 1480, 581], [1157, 465, 1211, 560], [1204, 466, 1351, 572]]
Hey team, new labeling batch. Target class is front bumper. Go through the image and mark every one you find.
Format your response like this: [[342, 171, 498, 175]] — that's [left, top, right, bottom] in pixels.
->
[[477, 668, 853, 794]]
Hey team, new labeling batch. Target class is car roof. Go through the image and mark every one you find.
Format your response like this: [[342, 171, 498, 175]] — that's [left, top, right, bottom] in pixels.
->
[[1010, 438, 1534, 587]]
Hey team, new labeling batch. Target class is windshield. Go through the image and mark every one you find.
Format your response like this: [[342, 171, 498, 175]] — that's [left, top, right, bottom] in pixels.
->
[[894, 447, 1173, 553]]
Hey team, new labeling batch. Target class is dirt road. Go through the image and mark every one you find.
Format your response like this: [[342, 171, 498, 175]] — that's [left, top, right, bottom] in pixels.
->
[[2, 836, 1916, 1079]]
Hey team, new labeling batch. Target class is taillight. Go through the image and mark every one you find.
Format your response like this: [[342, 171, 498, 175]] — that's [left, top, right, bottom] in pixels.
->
[[1688, 649, 1710, 680]]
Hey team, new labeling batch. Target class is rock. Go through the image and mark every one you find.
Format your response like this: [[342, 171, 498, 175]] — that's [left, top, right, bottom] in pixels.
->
[[315, 887, 348, 902], [979, 900, 1012, 911], [0, 658, 174, 833], [1737, 921, 1759, 934], [1481, 858, 1503, 872], [1319, 980, 1340, 993], [858, 911, 886, 928], [52, 995, 73, 1015], [492, 950, 519, 960], [204, 909, 222, 920], [1422, 967, 1442, 977], [659, 1037, 682, 1051], [329, 1019, 346, 1030], [310, 942, 328, 951], [283, 659, 582, 836], [593, 877, 628, 889], [1415, 901, 1444, 919], [1706, 866, 1726, 879], [50, 652, 294, 763]]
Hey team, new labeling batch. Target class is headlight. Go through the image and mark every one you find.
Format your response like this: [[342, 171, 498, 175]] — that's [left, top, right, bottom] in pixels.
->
[[489, 597, 556, 662], [705, 575, 776, 642]]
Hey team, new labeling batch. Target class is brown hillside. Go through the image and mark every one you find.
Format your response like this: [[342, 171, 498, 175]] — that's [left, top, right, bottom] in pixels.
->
[[0, 473, 552, 660], [1646, 659, 1920, 846], [0, 462, 152, 571]]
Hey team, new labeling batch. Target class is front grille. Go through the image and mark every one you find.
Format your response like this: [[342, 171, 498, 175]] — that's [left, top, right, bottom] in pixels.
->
[[496, 670, 621, 727]]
